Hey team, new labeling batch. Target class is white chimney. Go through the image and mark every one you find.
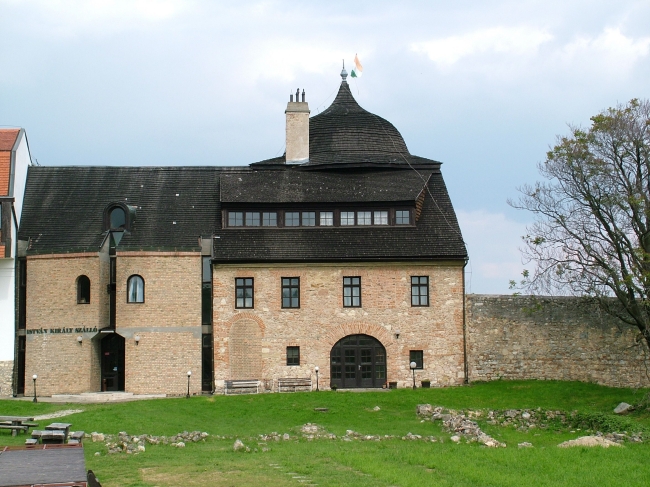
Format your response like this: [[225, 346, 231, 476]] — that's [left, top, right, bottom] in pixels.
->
[[285, 88, 310, 163]]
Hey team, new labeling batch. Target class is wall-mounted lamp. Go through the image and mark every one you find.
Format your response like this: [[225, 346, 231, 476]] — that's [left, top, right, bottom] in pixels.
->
[[395, 329, 401, 339], [77, 336, 83, 344], [134, 334, 141, 345]]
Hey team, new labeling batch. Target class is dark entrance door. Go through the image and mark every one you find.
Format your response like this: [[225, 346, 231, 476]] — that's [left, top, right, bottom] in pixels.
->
[[100, 333, 125, 391], [330, 334, 386, 389]]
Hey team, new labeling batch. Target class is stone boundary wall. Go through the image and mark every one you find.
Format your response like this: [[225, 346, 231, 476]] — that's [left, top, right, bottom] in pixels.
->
[[0, 361, 13, 396], [466, 295, 650, 388]]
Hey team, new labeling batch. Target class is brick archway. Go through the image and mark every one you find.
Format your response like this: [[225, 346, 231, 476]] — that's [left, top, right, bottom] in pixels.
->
[[322, 322, 399, 387], [322, 321, 397, 353]]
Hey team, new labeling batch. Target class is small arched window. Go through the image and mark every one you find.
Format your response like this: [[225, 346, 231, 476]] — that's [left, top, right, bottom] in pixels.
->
[[127, 275, 145, 303], [110, 207, 126, 230], [77, 275, 90, 304]]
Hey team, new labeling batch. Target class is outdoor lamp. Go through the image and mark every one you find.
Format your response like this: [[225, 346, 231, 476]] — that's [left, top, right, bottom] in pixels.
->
[[32, 374, 37, 403], [186, 371, 192, 398], [77, 336, 83, 344], [314, 366, 319, 392], [395, 329, 401, 339], [410, 361, 417, 390], [134, 334, 140, 345]]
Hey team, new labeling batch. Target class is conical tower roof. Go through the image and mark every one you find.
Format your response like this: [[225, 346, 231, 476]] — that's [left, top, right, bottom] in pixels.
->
[[304, 79, 411, 167]]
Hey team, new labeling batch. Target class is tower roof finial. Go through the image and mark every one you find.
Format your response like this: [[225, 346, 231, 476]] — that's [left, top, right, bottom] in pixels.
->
[[340, 59, 348, 83]]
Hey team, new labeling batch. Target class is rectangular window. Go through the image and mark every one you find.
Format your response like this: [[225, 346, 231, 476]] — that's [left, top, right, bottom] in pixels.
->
[[357, 211, 371, 225], [320, 211, 334, 226], [374, 211, 388, 225], [235, 278, 254, 308], [396, 210, 410, 225], [343, 276, 361, 307], [302, 212, 316, 226], [262, 212, 277, 227], [287, 346, 300, 366], [228, 212, 243, 227], [341, 211, 355, 226], [202, 257, 212, 325], [411, 276, 429, 306], [410, 350, 424, 369], [285, 212, 300, 226], [245, 212, 260, 226], [282, 277, 300, 308]]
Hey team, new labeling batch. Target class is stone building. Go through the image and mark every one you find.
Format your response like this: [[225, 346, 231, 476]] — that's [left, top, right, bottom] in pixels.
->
[[13, 70, 467, 396]]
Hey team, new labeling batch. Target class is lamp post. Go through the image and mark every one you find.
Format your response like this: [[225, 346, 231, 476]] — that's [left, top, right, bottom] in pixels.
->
[[186, 371, 191, 399], [410, 362, 417, 390], [314, 366, 319, 392], [32, 374, 37, 403]]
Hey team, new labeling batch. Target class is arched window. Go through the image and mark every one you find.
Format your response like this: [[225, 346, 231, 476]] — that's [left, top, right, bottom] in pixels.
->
[[127, 275, 145, 303], [109, 207, 126, 230], [77, 275, 90, 304]]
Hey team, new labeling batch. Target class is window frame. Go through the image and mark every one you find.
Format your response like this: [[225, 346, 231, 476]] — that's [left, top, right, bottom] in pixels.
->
[[411, 276, 429, 307], [76, 275, 91, 304], [395, 209, 411, 225], [410, 350, 424, 370], [286, 346, 300, 366], [343, 276, 361, 308], [235, 277, 254, 309], [126, 275, 145, 304], [281, 277, 300, 309]]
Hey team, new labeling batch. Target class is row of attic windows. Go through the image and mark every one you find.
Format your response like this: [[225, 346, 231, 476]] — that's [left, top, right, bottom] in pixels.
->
[[226, 209, 411, 228], [76, 275, 144, 304]]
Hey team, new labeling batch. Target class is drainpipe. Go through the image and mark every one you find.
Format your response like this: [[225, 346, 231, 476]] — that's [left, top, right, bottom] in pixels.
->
[[462, 259, 469, 385]]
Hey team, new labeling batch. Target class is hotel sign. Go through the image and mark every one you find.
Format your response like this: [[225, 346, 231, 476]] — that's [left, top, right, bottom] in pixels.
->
[[26, 326, 98, 335]]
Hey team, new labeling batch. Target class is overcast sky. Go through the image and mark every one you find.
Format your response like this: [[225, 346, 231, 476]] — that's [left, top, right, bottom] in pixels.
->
[[1, 0, 649, 359]]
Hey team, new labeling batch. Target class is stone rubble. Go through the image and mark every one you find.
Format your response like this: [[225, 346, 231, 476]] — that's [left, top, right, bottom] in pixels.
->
[[101, 430, 209, 454], [558, 436, 621, 448], [427, 406, 505, 447], [613, 402, 633, 415]]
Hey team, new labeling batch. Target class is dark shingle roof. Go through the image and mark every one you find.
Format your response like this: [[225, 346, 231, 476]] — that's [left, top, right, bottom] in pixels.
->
[[19, 166, 220, 253], [220, 168, 435, 204], [212, 170, 466, 263]]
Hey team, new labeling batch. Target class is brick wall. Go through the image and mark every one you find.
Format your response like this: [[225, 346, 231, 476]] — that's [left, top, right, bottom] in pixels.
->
[[213, 262, 466, 390], [25, 254, 102, 395], [24, 252, 202, 396], [466, 294, 650, 388], [0, 360, 13, 396]]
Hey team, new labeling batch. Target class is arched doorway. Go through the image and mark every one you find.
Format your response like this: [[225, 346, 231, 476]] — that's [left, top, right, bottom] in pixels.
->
[[100, 333, 125, 391], [330, 334, 386, 389]]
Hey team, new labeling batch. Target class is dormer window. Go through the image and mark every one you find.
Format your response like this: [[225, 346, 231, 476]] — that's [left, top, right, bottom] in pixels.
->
[[104, 203, 134, 232]]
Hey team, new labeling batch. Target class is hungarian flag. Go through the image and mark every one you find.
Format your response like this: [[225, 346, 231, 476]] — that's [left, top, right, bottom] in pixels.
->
[[350, 54, 363, 78]]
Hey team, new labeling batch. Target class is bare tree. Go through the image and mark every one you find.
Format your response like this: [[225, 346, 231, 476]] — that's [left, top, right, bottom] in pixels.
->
[[509, 99, 650, 351]]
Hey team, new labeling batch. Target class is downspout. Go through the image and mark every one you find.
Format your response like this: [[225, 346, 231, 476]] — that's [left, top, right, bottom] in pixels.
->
[[462, 259, 469, 385]]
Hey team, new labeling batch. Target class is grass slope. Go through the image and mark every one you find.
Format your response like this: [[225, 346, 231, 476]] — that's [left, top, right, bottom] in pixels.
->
[[1, 380, 649, 486]]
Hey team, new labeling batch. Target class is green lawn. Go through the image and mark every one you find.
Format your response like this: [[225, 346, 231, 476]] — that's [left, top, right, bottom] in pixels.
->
[[1, 380, 649, 486]]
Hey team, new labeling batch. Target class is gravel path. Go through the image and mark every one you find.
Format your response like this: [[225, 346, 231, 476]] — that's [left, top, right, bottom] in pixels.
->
[[34, 409, 84, 420]]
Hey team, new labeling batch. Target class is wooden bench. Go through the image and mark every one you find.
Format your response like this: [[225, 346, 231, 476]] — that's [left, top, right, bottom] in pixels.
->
[[277, 377, 312, 393], [24, 438, 38, 446], [224, 380, 260, 395], [0, 424, 29, 435], [68, 431, 85, 445]]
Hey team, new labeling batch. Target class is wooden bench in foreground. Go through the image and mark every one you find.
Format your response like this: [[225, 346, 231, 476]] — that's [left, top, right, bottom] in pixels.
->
[[224, 380, 260, 395], [277, 377, 312, 392]]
